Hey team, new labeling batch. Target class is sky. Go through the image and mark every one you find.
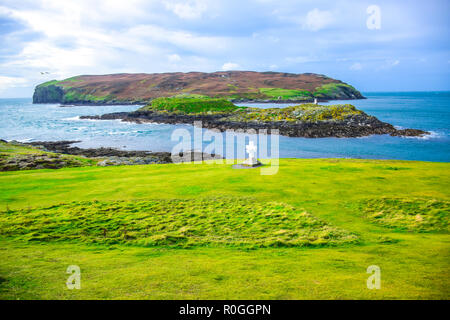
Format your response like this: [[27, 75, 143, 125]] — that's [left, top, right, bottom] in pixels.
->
[[0, 0, 449, 97]]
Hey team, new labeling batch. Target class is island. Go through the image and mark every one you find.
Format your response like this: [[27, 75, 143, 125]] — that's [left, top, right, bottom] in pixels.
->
[[81, 97, 428, 138], [32, 71, 365, 105]]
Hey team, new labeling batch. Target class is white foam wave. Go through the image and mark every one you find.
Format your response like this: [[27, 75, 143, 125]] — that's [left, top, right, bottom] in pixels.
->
[[15, 138, 34, 142], [403, 130, 443, 140]]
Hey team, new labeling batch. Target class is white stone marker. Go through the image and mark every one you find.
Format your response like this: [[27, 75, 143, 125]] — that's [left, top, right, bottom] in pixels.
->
[[242, 141, 260, 166]]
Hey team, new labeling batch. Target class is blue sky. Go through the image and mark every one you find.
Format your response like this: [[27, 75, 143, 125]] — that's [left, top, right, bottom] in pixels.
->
[[0, 0, 449, 97]]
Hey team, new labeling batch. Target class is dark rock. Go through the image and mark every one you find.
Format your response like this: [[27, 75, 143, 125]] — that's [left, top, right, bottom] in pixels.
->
[[33, 85, 64, 103], [390, 128, 429, 137], [23, 141, 220, 165], [0, 153, 85, 171]]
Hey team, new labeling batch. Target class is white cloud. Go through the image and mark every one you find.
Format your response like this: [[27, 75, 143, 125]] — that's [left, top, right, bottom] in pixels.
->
[[303, 9, 334, 32], [168, 54, 182, 62], [0, 1, 230, 83], [252, 32, 279, 43], [350, 62, 363, 70], [0, 1, 446, 96], [0, 76, 28, 92], [285, 56, 318, 64], [222, 62, 240, 71], [164, 0, 207, 20], [376, 59, 401, 71], [127, 25, 229, 53]]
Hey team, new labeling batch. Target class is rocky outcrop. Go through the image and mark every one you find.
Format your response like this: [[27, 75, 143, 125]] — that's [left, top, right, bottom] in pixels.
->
[[25, 141, 220, 164], [390, 128, 429, 137], [81, 111, 429, 138], [200, 115, 396, 138], [0, 153, 86, 171], [33, 84, 64, 103], [26, 140, 169, 158], [1, 140, 221, 171]]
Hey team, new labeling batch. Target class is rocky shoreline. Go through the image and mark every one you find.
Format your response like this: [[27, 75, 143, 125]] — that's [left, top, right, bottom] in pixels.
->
[[24, 141, 220, 165], [0, 151, 89, 171], [1, 139, 221, 171], [0, 140, 91, 171], [80, 110, 429, 138]]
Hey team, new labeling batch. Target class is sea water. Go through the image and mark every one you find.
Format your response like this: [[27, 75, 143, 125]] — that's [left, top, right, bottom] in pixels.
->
[[0, 92, 448, 162]]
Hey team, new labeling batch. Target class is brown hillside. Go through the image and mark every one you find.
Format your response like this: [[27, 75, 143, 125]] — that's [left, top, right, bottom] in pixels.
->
[[33, 71, 364, 104]]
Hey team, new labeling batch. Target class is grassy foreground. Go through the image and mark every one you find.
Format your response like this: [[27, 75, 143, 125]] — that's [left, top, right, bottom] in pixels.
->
[[0, 159, 449, 299]]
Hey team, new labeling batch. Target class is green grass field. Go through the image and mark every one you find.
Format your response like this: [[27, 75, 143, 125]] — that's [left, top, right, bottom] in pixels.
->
[[258, 88, 313, 100], [0, 159, 449, 299], [140, 97, 241, 114]]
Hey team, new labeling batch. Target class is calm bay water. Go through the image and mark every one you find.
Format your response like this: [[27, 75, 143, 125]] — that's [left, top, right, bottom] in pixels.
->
[[0, 92, 449, 162]]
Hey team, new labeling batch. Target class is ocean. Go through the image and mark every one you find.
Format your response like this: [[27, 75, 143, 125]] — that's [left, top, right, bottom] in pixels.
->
[[0, 92, 449, 162]]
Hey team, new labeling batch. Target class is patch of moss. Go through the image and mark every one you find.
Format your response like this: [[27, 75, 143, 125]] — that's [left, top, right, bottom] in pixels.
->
[[226, 103, 363, 122], [362, 198, 449, 232], [0, 198, 359, 248], [139, 97, 243, 114]]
